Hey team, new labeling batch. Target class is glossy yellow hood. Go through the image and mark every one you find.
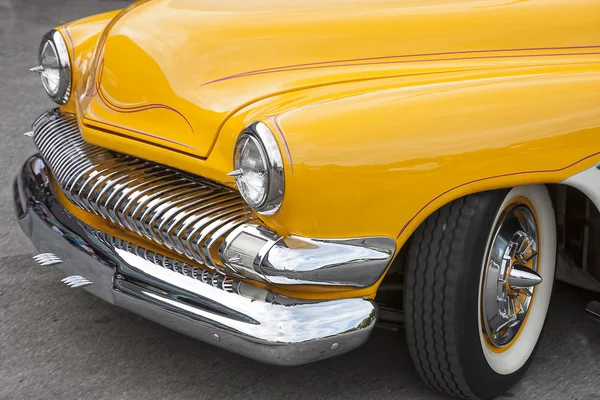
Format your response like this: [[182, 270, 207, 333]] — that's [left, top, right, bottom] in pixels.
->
[[74, 0, 598, 159]]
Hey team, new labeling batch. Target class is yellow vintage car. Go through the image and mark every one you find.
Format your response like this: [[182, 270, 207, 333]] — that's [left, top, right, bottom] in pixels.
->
[[14, 0, 599, 398]]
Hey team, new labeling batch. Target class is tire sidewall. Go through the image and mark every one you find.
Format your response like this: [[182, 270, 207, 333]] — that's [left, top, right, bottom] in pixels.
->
[[460, 185, 556, 399]]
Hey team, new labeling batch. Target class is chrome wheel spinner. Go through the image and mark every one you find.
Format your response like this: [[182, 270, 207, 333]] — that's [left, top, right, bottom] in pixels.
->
[[482, 205, 542, 348]]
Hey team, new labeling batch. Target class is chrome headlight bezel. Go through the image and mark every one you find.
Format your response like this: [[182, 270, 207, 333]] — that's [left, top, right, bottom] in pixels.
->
[[232, 122, 285, 215], [36, 30, 72, 104]]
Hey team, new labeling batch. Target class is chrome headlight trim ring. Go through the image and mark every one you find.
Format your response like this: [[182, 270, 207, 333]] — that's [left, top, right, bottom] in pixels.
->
[[233, 122, 285, 215], [38, 30, 72, 104]]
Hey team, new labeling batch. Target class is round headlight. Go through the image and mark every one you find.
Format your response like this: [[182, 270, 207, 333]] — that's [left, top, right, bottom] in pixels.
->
[[35, 30, 71, 104], [232, 122, 285, 215]]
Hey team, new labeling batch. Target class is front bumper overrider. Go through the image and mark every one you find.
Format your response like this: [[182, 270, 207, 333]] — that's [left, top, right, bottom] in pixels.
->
[[13, 155, 378, 366]]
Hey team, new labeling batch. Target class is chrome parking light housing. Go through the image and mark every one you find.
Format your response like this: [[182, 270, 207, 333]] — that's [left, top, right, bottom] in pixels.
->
[[219, 224, 397, 287], [231, 122, 284, 215]]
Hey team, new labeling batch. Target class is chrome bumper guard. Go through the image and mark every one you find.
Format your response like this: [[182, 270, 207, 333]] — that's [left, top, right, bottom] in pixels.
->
[[14, 155, 377, 366]]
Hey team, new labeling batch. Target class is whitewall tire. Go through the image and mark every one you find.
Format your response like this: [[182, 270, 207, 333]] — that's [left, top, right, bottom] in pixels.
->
[[404, 185, 556, 399], [478, 185, 555, 375]]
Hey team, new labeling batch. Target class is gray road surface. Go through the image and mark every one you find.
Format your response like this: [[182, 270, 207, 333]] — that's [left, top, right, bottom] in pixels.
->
[[0, 1, 598, 399]]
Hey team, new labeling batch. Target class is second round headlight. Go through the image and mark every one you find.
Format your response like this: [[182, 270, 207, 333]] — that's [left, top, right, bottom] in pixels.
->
[[232, 122, 284, 215]]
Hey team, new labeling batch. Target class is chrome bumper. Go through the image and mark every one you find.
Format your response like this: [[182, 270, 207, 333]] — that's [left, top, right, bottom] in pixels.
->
[[13, 155, 377, 366]]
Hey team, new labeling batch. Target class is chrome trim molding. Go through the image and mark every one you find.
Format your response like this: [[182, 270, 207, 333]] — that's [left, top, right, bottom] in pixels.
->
[[32, 109, 396, 288], [62, 275, 93, 288], [37, 30, 71, 104], [233, 122, 285, 215], [13, 155, 378, 365], [219, 225, 396, 287], [33, 253, 62, 266]]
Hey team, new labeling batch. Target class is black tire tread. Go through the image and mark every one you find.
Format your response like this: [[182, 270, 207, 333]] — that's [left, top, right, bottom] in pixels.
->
[[405, 195, 486, 400]]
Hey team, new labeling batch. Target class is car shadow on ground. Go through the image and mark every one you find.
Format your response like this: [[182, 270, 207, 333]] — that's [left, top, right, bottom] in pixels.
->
[[0, 254, 598, 400]]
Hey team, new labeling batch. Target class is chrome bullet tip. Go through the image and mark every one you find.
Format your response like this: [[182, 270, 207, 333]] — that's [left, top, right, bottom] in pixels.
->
[[227, 169, 243, 178]]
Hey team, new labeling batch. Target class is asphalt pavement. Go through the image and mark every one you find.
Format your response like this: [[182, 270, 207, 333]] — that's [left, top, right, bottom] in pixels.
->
[[0, 1, 598, 399]]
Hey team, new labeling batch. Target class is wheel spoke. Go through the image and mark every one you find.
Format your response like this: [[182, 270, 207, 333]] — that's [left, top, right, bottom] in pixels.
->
[[520, 288, 533, 297], [492, 318, 512, 334], [513, 294, 527, 315], [515, 213, 529, 235], [508, 319, 521, 329], [521, 249, 538, 263], [515, 233, 537, 264]]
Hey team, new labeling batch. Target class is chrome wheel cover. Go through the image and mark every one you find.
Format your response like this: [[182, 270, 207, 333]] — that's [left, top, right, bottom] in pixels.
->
[[481, 203, 542, 348]]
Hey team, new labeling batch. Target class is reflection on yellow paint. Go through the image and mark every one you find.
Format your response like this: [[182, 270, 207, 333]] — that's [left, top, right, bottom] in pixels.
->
[[55, 0, 599, 299]]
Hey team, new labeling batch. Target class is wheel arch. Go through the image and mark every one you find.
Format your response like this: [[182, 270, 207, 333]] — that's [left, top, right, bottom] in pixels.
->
[[382, 181, 600, 301], [394, 160, 600, 251]]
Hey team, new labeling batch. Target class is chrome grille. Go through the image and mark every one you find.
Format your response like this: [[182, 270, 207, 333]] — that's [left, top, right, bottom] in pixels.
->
[[89, 227, 239, 294], [32, 110, 254, 271]]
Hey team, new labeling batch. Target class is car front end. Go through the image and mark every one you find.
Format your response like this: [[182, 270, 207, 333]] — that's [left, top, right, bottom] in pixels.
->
[[13, 1, 600, 398], [14, 8, 397, 364]]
